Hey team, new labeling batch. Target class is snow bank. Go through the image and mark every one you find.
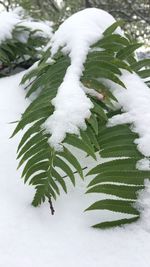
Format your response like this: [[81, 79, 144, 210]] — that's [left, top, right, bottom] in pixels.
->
[[1, 72, 150, 267], [44, 8, 122, 150], [108, 71, 150, 157]]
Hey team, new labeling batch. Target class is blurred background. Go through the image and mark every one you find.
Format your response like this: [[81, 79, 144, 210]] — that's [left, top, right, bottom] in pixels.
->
[[0, 0, 150, 50]]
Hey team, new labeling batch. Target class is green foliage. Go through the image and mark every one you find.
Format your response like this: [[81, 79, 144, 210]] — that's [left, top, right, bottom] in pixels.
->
[[0, 25, 50, 76], [12, 21, 150, 228]]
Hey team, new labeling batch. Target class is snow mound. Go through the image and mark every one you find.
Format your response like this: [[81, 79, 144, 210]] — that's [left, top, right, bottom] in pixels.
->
[[44, 8, 122, 150]]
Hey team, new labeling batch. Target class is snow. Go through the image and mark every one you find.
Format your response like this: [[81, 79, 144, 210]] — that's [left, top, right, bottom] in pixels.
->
[[19, 20, 53, 39], [136, 158, 150, 171], [0, 72, 150, 266], [44, 8, 122, 150], [107, 71, 150, 157], [0, 11, 20, 44], [0, 9, 53, 45]]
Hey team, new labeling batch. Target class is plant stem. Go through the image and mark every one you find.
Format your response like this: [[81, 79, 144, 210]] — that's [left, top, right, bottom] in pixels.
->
[[62, 166, 88, 179], [48, 196, 55, 215]]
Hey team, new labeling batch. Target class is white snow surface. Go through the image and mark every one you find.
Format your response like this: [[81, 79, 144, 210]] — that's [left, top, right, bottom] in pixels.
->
[[44, 8, 122, 150], [1, 72, 150, 266], [107, 71, 150, 157]]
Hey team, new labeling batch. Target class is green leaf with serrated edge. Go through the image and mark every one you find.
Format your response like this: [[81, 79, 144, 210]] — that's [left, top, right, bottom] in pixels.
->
[[24, 161, 49, 183], [18, 141, 49, 167], [92, 100, 107, 120], [23, 91, 55, 116], [47, 173, 60, 195], [65, 134, 96, 160], [21, 67, 43, 84], [32, 184, 56, 206], [12, 107, 52, 137], [86, 125, 100, 150], [99, 136, 136, 149], [98, 43, 124, 52], [131, 59, 150, 71], [85, 60, 122, 75], [87, 158, 138, 176], [83, 69, 126, 88], [25, 59, 69, 97], [87, 114, 98, 135], [137, 69, 150, 79], [86, 184, 144, 199], [117, 43, 143, 60], [21, 150, 50, 176], [31, 178, 48, 186], [87, 51, 114, 61], [85, 199, 139, 215], [29, 172, 47, 185], [103, 20, 125, 36], [80, 130, 95, 154], [17, 119, 45, 151], [88, 170, 150, 188], [17, 132, 47, 159], [111, 59, 132, 72], [92, 216, 139, 228], [51, 168, 67, 193], [98, 128, 138, 144], [100, 145, 142, 158], [98, 132, 137, 145], [54, 156, 75, 185], [58, 147, 84, 179], [98, 34, 129, 46], [90, 175, 145, 186]]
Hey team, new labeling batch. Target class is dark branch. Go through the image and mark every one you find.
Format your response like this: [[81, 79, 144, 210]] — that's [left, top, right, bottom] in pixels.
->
[[0, 0, 9, 11], [48, 196, 55, 215], [85, 0, 92, 8], [48, 0, 60, 13]]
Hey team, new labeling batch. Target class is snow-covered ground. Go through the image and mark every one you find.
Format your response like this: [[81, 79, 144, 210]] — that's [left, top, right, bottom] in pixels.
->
[[0, 72, 150, 267]]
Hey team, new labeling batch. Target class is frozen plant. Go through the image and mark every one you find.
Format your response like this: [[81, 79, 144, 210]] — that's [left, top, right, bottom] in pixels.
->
[[0, 7, 53, 75], [12, 8, 150, 229]]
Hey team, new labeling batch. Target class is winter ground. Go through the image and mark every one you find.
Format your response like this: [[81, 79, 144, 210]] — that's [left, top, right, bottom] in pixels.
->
[[0, 72, 150, 267]]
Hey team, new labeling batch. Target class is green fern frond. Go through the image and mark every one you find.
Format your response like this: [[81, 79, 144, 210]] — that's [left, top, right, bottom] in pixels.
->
[[12, 20, 150, 229], [86, 122, 149, 228]]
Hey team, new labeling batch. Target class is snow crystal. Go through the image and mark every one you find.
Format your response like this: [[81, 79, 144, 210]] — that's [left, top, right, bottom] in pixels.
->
[[107, 71, 150, 157], [44, 8, 122, 150]]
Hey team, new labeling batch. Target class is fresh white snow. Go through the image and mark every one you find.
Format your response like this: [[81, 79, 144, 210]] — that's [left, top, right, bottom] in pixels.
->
[[108, 71, 150, 157], [0, 10, 20, 44], [136, 158, 150, 171], [0, 72, 150, 267], [1, 7, 150, 267], [44, 8, 121, 150], [19, 20, 53, 39], [0, 8, 53, 44]]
